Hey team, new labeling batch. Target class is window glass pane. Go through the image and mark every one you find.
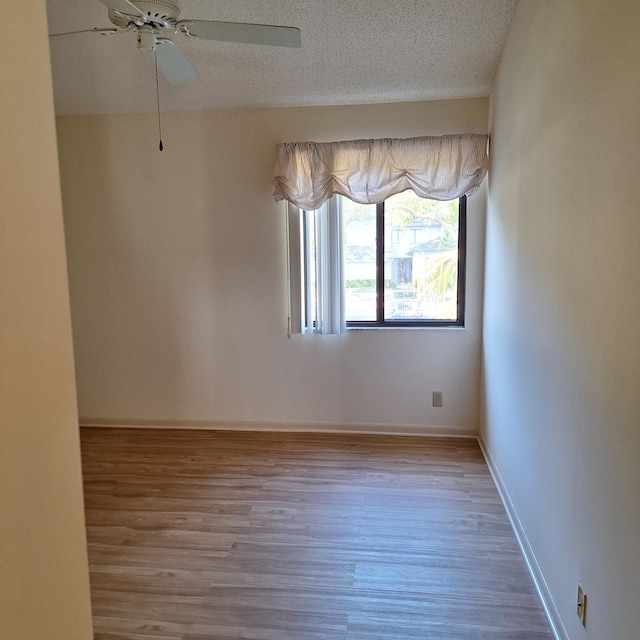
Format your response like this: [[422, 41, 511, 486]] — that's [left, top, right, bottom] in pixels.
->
[[383, 191, 459, 321], [343, 197, 377, 322]]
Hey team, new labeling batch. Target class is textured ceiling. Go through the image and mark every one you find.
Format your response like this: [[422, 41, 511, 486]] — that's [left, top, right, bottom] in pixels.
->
[[46, 0, 517, 116]]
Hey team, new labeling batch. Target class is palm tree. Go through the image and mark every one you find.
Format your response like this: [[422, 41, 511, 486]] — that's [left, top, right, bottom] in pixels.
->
[[415, 249, 458, 319]]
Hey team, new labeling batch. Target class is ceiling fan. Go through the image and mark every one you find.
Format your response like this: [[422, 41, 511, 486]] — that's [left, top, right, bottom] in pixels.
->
[[49, 0, 302, 85]]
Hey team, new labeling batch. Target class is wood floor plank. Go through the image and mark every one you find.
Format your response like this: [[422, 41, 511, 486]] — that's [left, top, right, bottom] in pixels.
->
[[81, 428, 553, 640]]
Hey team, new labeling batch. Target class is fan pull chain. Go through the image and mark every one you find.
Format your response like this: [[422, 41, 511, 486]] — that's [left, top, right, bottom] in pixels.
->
[[154, 49, 164, 152]]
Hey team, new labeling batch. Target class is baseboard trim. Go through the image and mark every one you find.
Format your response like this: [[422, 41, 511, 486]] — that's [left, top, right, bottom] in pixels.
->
[[477, 434, 568, 640], [79, 416, 477, 439]]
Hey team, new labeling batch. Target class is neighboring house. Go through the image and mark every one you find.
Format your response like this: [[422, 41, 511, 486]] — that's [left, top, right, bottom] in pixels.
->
[[345, 215, 448, 288]]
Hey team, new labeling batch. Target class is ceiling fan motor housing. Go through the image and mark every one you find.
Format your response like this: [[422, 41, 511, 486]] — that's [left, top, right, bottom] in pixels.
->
[[109, 0, 182, 29]]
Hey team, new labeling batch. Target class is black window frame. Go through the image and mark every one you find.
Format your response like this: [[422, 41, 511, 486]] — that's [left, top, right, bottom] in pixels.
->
[[347, 195, 467, 329]]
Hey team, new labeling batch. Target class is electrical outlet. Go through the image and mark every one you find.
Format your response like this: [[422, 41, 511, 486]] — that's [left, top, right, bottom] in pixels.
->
[[432, 391, 443, 407], [577, 584, 587, 626]]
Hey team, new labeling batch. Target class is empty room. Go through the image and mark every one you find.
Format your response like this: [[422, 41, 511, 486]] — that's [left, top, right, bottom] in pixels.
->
[[2, 1, 638, 639]]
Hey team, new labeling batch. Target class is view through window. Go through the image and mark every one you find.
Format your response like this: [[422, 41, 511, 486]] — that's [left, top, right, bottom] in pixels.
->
[[344, 191, 466, 327]]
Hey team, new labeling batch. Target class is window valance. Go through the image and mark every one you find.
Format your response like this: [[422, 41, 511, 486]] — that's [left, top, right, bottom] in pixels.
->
[[271, 134, 488, 211]]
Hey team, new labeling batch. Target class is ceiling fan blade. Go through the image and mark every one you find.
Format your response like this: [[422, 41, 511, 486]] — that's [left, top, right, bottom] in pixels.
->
[[96, 0, 145, 17], [49, 27, 118, 38], [178, 20, 302, 48], [148, 41, 198, 85]]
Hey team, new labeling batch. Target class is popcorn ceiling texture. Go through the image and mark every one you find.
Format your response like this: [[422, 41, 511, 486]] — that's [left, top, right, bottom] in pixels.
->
[[46, 0, 517, 115]]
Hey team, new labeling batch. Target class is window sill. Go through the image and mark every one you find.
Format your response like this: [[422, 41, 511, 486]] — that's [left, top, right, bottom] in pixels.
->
[[347, 325, 466, 331]]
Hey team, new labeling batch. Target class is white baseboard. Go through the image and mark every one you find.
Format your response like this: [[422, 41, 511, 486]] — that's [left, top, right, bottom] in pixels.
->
[[477, 434, 569, 640], [79, 416, 476, 438]]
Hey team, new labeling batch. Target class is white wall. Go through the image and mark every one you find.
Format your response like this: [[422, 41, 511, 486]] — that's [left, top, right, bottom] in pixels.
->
[[57, 99, 487, 435], [0, 1, 93, 637], [481, 1, 640, 638]]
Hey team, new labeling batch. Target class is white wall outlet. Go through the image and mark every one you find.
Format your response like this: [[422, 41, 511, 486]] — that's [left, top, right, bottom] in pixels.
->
[[577, 584, 587, 626], [432, 391, 443, 407]]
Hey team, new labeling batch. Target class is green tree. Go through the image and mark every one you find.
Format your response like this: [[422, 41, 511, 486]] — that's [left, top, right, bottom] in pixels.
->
[[385, 191, 458, 248], [415, 250, 458, 319]]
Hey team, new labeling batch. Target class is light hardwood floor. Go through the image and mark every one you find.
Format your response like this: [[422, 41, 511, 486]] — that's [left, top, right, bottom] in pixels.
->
[[80, 428, 554, 640]]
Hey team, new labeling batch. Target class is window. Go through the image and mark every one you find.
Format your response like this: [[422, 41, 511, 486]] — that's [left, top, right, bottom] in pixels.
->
[[276, 134, 486, 335], [289, 191, 466, 333], [345, 191, 466, 327]]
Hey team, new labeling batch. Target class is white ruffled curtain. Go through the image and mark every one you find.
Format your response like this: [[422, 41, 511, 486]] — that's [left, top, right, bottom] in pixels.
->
[[272, 134, 489, 210]]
